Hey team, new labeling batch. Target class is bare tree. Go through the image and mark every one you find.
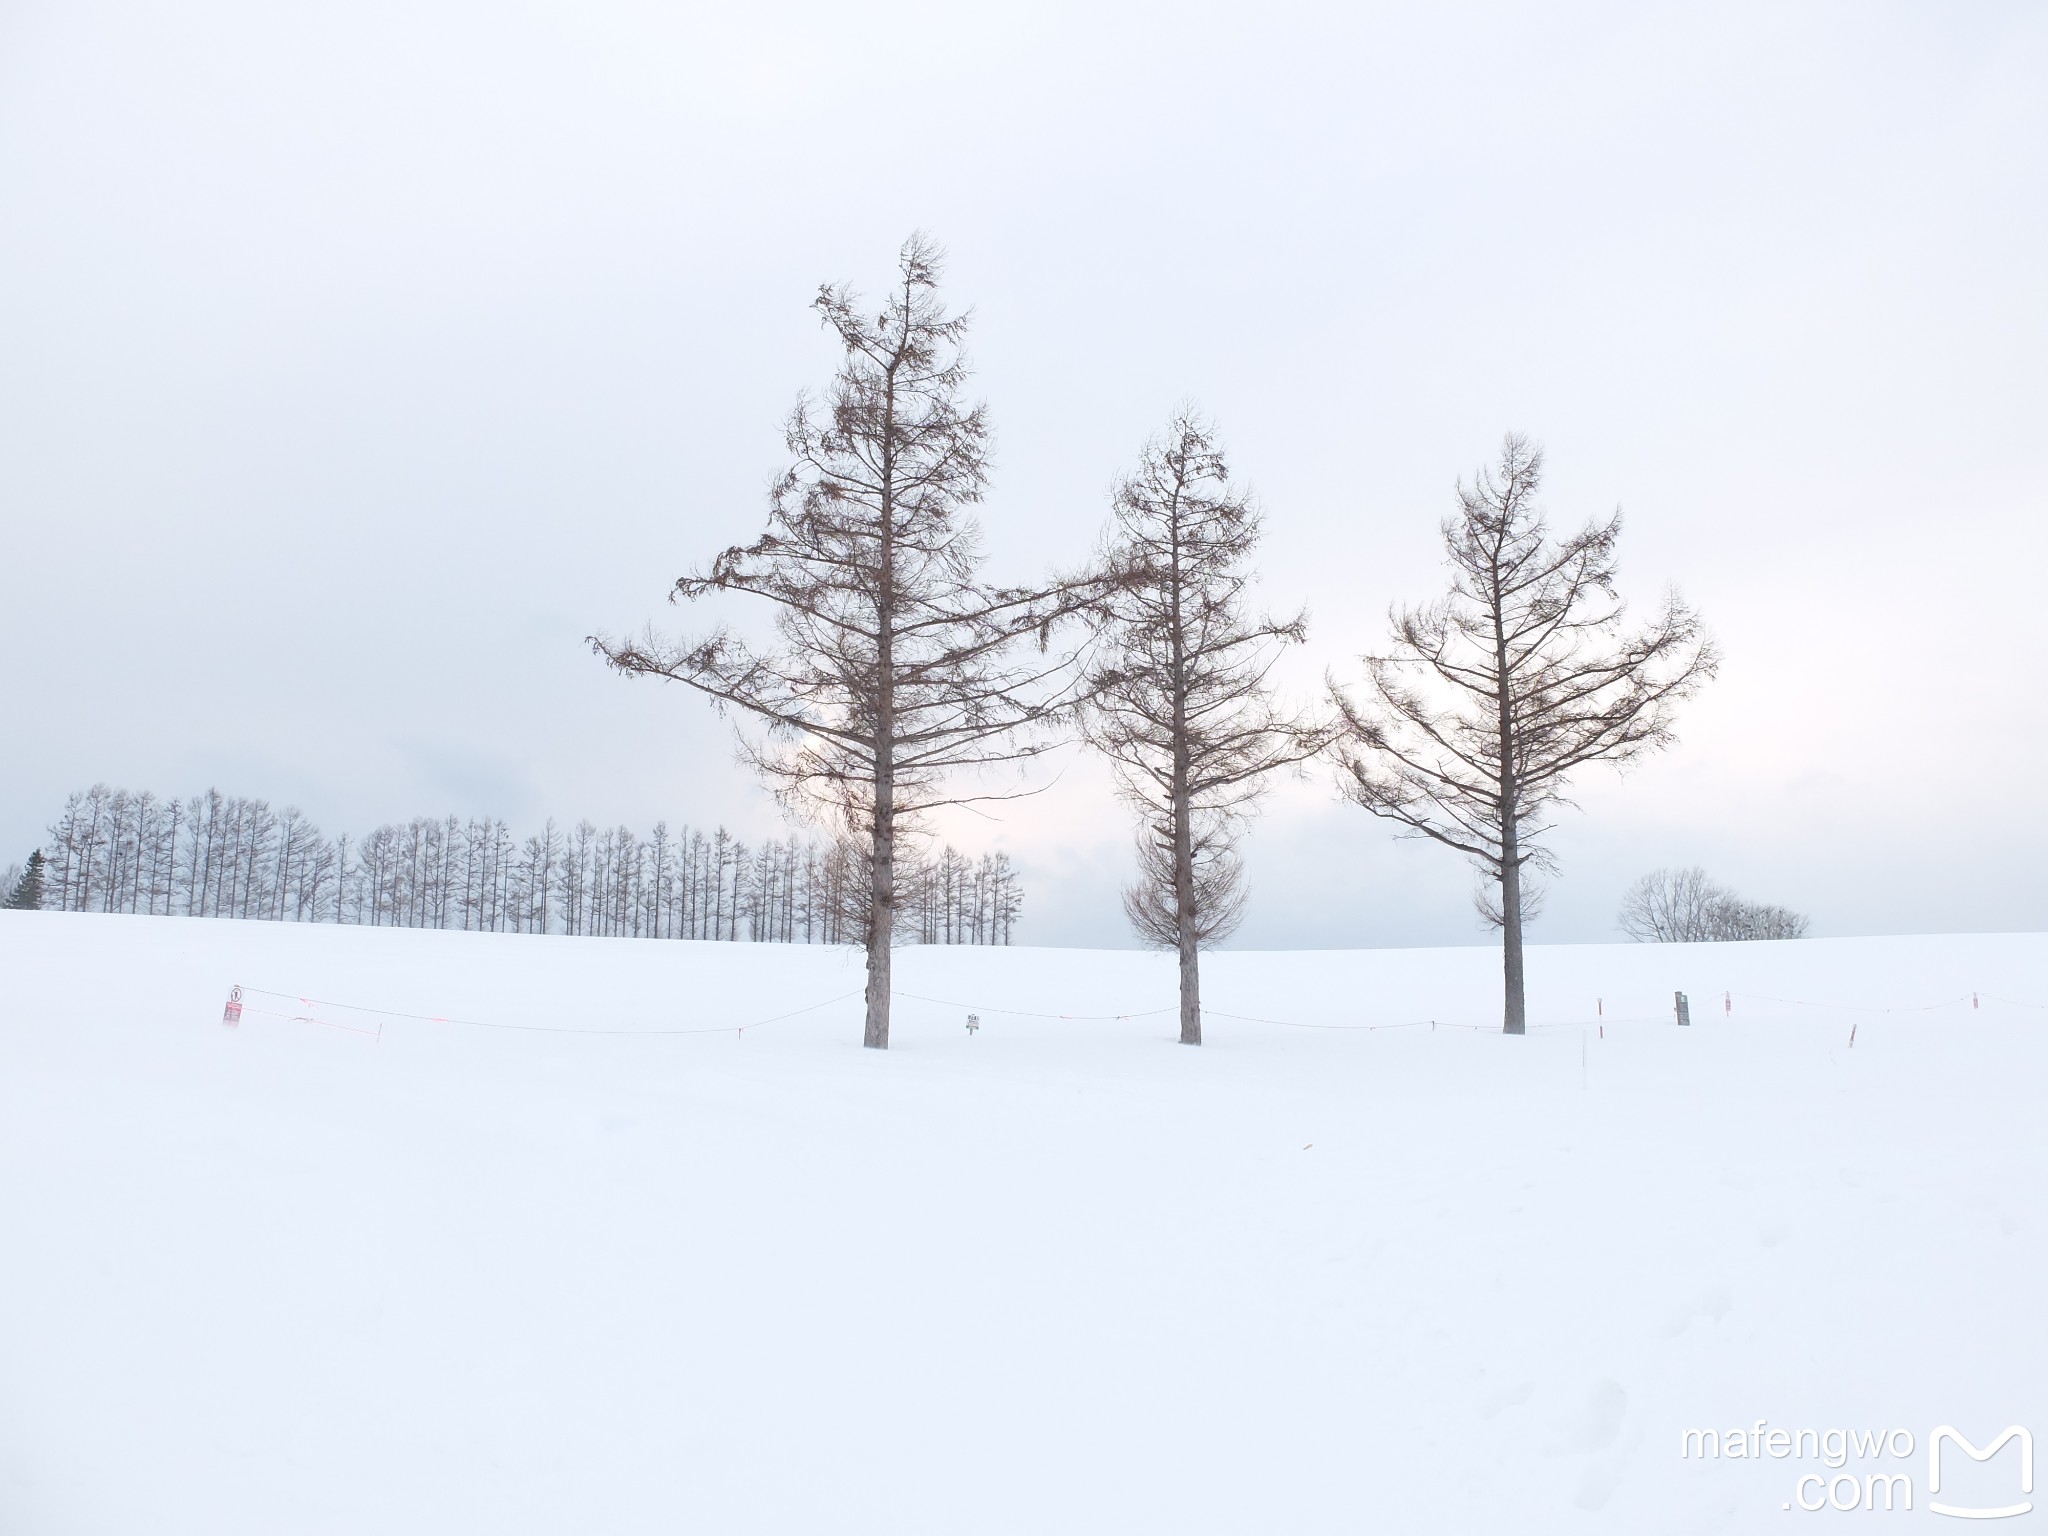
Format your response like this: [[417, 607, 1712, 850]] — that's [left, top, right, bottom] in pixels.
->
[[1618, 866, 1809, 941], [1331, 434, 1717, 1034], [1614, 864, 1720, 942], [1084, 412, 1329, 1046], [593, 235, 1095, 1048]]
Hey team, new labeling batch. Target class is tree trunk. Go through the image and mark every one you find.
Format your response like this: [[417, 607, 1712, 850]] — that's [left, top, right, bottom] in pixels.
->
[[867, 394, 898, 1052], [1493, 587, 1525, 1036], [864, 789, 893, 1050], [1173, 780, 1200, 1046], [1168, 494, 1201, 1048], [1499, 833, 1527, 1037], [864, 622, 897, 1048]]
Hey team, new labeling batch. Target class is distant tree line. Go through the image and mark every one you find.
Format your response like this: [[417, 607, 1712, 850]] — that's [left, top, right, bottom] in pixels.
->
[[10, 783, 1021, 945], [1617, 866, 1808, 942]]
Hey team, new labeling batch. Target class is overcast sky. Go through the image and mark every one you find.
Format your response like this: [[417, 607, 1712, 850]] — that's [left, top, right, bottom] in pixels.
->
[[2, 0, 2042, 948]]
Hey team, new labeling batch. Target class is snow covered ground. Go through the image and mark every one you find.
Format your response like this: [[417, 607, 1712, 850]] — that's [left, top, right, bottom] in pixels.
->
[[2, 912, 2043, 1534]]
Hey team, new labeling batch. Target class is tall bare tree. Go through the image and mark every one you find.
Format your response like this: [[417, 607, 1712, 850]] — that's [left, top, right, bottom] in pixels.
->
[[1084, 412, 1329, 1046], [1330, 434, 1717, 1034], [593, 235, 1094, 1048]]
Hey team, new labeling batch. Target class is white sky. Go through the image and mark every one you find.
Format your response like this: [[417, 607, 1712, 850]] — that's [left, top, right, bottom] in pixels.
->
[[2, 0, 2042, 947]]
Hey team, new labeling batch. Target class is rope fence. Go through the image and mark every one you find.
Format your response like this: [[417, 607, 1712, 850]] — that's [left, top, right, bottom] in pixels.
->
[[231, 984, 864, 1041], [892, 989, 1175, 1022], [217, 978, 2047, 1045]]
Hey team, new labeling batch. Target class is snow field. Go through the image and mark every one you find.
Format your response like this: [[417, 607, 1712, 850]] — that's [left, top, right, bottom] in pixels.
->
[[1, 913, 2043, 1533]]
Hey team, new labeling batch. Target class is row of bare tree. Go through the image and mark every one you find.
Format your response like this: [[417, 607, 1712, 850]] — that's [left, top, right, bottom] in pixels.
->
[[595, 235, 1720, 1046], [28, 783, 1021, 945]]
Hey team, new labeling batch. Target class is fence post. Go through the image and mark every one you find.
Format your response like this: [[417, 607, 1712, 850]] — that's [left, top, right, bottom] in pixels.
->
[[1675, 990, 1691, 1027]]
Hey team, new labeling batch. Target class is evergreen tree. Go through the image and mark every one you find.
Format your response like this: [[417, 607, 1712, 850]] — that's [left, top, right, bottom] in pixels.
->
[[4, 850, 46, 910]]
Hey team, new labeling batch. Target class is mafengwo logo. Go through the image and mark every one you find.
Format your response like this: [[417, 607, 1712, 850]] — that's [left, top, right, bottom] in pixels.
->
[[1930, 1428, 2034, 1521], [1680, 1421, 2033, 1517]]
